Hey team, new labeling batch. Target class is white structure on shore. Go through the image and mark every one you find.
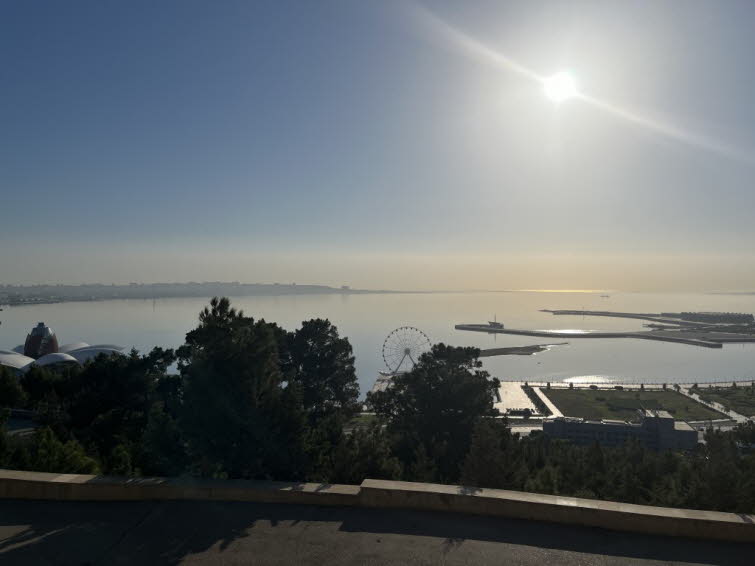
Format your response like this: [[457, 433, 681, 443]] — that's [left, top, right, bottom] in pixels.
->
[[0, 322, 125, 373]]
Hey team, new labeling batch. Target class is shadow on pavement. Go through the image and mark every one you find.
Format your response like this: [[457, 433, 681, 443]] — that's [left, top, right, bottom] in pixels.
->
[[0, 499, 751, 565]]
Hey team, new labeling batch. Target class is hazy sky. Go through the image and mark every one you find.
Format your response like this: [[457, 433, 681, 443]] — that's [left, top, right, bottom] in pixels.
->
[[3, 0, 755, 291]]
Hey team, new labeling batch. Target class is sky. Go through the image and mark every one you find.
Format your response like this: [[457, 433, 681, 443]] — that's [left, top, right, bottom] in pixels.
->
[[3, 0, 755, 291]]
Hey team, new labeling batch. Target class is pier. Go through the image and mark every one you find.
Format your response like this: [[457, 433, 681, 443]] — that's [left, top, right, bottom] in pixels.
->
[[454, 324, 736, 348], [456, 309, 755, 349]]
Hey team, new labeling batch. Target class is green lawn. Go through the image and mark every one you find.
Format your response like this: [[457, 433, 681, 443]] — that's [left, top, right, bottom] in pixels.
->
[[344, 412, 379, 432], [543, 388, 724, 422], [695, 384, 755, 417]]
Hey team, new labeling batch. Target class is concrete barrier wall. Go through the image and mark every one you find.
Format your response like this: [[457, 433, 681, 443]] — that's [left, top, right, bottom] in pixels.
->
[[1, 469, 753, 543], [0, 469, 359, 506], [360, 479, 755, 543]]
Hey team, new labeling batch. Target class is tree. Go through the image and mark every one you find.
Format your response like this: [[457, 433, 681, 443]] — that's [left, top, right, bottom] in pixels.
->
[[63, 347, 176, 472], [280, 318, 360, 422], [328, 424, 402, 484], [367, 344, 499, 483], [0, 366, 27, 409], [7, 427, 98, 474], [139, 402, 188, 476], [178, 297, 307, 479], [279, 318, 361, 480], [461, 418, 513, 489], [139, 373, 188, 476], [19, 366, 53, 405], [0, 409, 10, 468]]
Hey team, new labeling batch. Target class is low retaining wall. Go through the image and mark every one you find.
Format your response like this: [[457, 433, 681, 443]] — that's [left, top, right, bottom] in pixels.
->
[[0, 469, 359, 506], [1, 469, 753, 543], [360, 480, 755, 543]]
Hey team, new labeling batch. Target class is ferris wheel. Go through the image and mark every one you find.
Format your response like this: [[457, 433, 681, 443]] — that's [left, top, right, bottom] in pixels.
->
[[382, 326, 431, 374]]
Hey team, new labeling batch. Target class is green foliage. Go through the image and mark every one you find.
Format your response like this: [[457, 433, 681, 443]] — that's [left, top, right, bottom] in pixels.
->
[[107, 444, 133, 476], [178, 297, 307, 479], [139, 402, 189, 476], [0, 409, 9, 466], [460, 422, 755, 513], [328, 424, 402, 484], [0, 366, 27, 408], [696, 385, 755, 417], [367, 343, 499, 483], [5, 427, 98, 474], [64, 347, 176, 472], [461, 418, 513, 489], [279, 318, 361, 480], [19, 366, 65, 407], [281, 318, 360, 423], [7, 298, 365, 483]]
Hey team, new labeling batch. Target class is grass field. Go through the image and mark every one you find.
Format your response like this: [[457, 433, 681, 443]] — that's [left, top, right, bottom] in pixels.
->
[[543, 388, 724, 422], [344, 413, 379, 432], [695, 384, 755, 417]]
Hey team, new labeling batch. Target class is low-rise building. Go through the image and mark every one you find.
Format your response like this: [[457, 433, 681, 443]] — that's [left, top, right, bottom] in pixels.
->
[[543, 409, 698, 451]]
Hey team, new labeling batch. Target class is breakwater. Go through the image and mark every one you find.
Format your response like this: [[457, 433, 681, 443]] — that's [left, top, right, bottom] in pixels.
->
[[455, 324, 727, 348]]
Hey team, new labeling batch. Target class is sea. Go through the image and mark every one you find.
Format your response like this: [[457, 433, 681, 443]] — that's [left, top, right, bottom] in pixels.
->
[[2, 291, 755, 397]]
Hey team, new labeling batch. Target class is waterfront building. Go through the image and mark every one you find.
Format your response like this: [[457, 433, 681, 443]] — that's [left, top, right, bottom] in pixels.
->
[[23, 322, 59, 358], [0, 322, 124, 374], [543, 409, 698, 451]]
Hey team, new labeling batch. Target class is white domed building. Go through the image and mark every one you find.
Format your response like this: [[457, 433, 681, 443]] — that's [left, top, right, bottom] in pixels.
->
[[0, 322, 125, 374]]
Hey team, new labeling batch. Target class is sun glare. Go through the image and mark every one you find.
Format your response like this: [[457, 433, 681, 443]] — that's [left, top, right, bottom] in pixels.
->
[[543, 71, 578, 103]]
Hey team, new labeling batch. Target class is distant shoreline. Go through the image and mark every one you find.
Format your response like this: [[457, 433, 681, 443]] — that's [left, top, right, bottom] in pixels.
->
[[0, 285, 635, 306], [0, 282, 423, 307], [5, 286, 755, 307]]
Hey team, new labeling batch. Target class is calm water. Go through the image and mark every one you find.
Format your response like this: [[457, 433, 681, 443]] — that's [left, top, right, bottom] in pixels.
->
[[2, 292, 755, 396]]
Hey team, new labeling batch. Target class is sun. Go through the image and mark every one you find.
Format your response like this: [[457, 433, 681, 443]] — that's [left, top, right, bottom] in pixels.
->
[[543, 71, 578, 103]]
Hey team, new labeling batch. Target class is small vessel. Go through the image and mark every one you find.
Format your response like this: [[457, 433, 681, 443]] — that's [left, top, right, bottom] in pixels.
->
[[488, 314, 504, 329]]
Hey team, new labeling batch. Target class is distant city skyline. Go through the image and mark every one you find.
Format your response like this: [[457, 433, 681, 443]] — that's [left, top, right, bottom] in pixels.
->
[[3, 1, 755, 291]]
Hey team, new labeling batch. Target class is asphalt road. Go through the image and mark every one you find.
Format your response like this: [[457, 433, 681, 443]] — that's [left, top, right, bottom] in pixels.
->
[[1, 499, 752, 565]]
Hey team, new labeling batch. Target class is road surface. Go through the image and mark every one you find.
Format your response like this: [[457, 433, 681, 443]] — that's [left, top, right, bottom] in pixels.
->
[[0, 499, 751, 565]]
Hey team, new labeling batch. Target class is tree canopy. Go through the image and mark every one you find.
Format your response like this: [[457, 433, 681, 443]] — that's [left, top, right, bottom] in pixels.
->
[[367, 344, 500, 483], [177, 297, 307, 479]]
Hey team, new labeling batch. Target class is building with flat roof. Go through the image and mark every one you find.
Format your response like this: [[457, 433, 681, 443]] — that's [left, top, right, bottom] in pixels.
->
[[543, 409, 698, 451]]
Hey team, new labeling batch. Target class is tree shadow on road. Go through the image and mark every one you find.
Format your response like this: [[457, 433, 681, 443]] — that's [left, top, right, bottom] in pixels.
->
[[0, 499, 751, 565]]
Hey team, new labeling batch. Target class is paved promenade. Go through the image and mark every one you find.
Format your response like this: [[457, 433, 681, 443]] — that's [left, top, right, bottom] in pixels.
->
[[680, 386, 751, 424], [533, 386, 564, 416], [496, 381, 537, 414], [0, 499, 752, 565]]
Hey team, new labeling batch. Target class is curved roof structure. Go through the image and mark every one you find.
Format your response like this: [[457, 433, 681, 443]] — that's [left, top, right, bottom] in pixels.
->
[[65, 347, 124, 364], [0, 352, 35, 372], [2, 324, 127, 372], [34, 352, 80, 367], [85, 344, 125, 351], [58, 342, 90, 353]]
